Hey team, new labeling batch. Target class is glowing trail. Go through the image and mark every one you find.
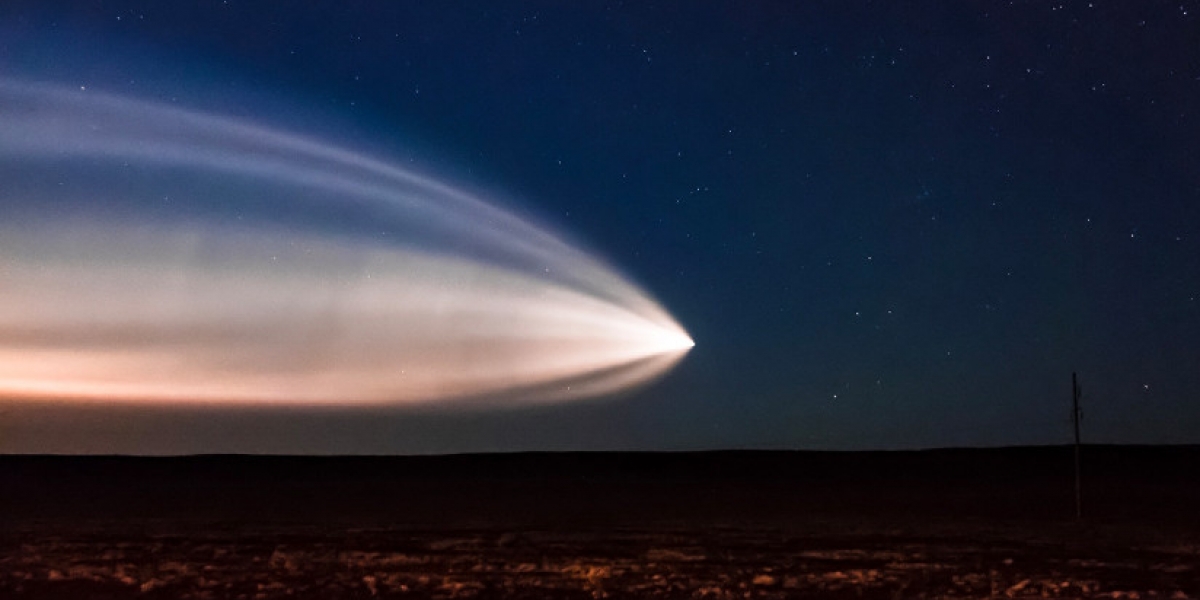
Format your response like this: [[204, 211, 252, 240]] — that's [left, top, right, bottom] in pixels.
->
[[0, 80, 692, 407]]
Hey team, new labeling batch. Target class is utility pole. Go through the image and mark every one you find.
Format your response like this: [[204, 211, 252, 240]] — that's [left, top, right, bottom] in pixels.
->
[[1072, 372, 1083, 520]]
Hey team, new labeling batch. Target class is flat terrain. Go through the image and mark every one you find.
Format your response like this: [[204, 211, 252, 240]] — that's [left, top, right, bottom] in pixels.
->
[[2, 447, 1198, 598]]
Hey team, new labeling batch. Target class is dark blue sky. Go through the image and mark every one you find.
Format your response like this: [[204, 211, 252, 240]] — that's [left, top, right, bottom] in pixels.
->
[[2, 1, 1198, 452]]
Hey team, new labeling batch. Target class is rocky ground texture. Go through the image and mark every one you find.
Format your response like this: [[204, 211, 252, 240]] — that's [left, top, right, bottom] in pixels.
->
[[2, 523, 1197, 599], [4, 450, 1198, 598]]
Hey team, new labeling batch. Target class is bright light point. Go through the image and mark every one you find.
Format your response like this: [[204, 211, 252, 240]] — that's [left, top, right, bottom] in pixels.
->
[[0, 80, 693, 407]]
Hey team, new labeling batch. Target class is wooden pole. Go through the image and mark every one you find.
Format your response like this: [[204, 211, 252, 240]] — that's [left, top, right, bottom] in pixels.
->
[[1072, 372, 1082, 520]]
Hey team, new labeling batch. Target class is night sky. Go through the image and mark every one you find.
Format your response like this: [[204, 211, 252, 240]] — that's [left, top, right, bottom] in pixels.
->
[[1, 1, 1198, 453]]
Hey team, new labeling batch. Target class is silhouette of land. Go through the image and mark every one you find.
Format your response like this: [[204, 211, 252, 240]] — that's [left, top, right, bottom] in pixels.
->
[[2, 446, 1198, 598]]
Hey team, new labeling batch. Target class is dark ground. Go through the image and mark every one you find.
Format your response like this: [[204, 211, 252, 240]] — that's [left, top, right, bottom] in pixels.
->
[[1, 446, 1198, 598]]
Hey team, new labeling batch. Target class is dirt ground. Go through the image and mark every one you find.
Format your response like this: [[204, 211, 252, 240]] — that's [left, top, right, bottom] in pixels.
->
[[3, 522, 1198, 599], [2, 449, 1198, 598]]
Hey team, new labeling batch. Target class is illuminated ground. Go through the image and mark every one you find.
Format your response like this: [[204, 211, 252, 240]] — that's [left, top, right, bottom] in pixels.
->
[[2, 448, 1197, 598], [4, 525, 1199, 599]]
